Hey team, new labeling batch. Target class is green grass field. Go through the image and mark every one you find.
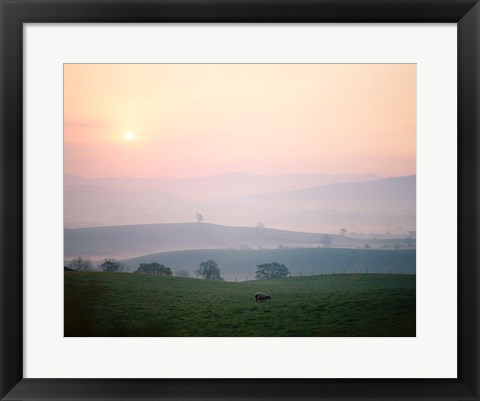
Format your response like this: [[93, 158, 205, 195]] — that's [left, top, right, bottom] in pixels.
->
[[65, 272, 415, 337]]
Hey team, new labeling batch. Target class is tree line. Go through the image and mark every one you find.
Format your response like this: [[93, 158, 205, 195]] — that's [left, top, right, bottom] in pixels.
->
[[66, 257, 291, 280], [66, 257, 175, 276]]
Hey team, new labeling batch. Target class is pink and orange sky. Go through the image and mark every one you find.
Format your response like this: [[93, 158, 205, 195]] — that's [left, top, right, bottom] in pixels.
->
[[64, 64, 416, 179]]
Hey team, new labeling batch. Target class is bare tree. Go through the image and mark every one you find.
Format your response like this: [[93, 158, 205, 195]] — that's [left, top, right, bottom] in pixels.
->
[[68, 257, 93, 272], [175, 269, 191, 278], [320, 235, 333, 248], [196, 212, 203, 223]]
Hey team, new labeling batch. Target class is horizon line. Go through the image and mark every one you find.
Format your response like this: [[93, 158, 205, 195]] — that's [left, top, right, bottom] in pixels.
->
[[62, 171, 418, 181]]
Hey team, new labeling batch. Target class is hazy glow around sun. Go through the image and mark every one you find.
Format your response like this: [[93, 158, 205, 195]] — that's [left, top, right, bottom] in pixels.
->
[[64, 64, 416, 178]]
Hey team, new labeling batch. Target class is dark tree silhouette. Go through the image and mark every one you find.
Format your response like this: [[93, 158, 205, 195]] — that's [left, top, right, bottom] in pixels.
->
[[255, 262, 290, 280], [135, 262, 172, 275], [98, 258, 125, 273], [196, 260, 223, 280], [196, 212, 204, 223]]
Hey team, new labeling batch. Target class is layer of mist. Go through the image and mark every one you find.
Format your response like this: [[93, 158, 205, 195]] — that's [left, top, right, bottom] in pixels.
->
[[64, 172, 415, 234]]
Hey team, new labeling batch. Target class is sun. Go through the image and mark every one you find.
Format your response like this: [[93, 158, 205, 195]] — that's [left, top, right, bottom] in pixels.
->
[[124, 131, 134, 141]]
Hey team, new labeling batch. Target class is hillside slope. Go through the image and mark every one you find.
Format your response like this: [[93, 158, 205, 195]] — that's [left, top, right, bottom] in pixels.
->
[[64, 223, 347, 259], [65, 273, 416, 337], [65, 222, 414, 260], [240, 175, 415, 209], [124, 247, 416, 280]]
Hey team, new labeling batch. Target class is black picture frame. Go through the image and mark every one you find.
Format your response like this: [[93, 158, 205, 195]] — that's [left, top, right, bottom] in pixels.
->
[[1, 0, 479, 400]]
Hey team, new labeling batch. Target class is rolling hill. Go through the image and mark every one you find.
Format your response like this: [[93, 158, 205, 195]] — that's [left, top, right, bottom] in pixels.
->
[[64, 222, 346, 259], [123, 247, 416, 280], [64, 222, 414, 261]]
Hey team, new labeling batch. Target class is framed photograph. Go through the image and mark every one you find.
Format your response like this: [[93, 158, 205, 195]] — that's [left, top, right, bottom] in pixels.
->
[[62, 62, 418, 339], [1, 0, 478, 400]]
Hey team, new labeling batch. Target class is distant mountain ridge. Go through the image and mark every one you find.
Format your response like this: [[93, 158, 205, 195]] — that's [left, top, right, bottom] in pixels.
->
[[241, 175, 416, 207], [64, 174, 415, 233], [64, 172, 383, 198]]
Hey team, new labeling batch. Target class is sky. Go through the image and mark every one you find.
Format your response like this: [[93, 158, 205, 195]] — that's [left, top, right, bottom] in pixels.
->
[[64, 64, 416, 179]]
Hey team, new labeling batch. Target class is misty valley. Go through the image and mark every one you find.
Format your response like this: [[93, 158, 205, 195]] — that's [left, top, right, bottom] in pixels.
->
[[64, 173, 415, 337]]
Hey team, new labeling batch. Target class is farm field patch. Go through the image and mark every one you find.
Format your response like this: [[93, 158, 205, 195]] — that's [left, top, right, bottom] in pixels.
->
[[65, 272, 415, 337]]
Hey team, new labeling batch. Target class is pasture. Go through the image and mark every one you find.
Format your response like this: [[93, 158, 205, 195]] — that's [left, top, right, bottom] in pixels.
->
[[64, 272, 415, 337]]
